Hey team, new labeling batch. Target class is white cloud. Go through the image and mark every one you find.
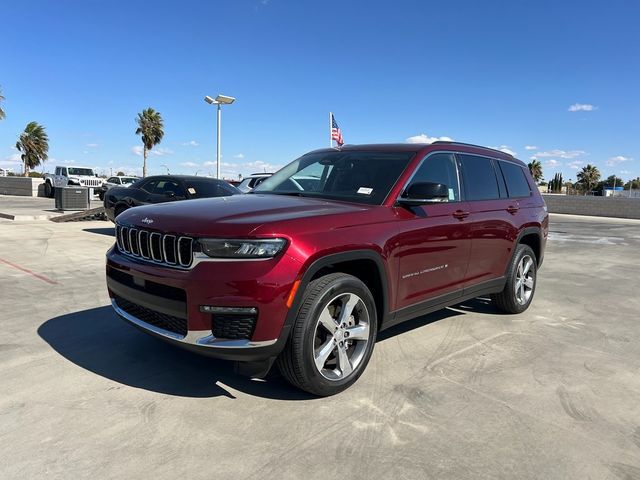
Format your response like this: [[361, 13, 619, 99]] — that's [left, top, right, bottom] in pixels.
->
[[4, 153, 21, 163], [544, 159, 560, 168], [530, 149, 586, 160], [86, 143, 98, 148], [131, 146, 174, 157], [568, 103, 597, 112], [490, 145, 516, 156], [406, 133, 453, 144], [606, 155, 632, 166], [180, 162, 198, 168], [203, 161, 216, 167], [525, 145, 538, 150], [0, 153, 22, 169], [181, 140, 199, 146], [233, 153, 245, 159], [568, 160, 584, 170], [620, 170, 631, 175]]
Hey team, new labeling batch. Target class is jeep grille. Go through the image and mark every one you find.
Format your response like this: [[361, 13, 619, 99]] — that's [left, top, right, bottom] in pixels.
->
[[116, 224, 193, 268]]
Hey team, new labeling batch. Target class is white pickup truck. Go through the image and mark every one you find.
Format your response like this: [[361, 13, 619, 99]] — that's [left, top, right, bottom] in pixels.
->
[[44, 166, 103, 198]]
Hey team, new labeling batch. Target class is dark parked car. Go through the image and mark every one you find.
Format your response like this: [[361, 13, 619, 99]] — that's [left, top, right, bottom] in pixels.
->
[[104, 175, 240, 222], [106, 142, 548, 396]]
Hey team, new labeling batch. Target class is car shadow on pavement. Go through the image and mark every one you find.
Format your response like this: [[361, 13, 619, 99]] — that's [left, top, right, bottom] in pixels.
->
[[377, 297, 498, 342], [83, 227, 115, 237], [37, 306, 314, 401]]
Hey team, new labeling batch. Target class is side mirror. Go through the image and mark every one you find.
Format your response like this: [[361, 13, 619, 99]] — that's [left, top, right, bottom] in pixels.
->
[[398, 182, 449, 206]]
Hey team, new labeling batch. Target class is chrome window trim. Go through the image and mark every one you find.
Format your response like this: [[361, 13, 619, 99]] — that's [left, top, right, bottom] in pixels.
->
[[111, 298, 277, 348]]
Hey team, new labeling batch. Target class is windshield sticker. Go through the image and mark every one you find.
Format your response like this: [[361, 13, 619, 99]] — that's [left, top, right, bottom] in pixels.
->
[[357, 187, 373, 195], [187, 187, 196, 195], [448, 188, 455, 200]]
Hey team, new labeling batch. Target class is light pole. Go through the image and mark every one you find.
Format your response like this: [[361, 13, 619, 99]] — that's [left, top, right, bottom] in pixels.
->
[[160, 164, 170, 175], [204, 94, 236, 179]]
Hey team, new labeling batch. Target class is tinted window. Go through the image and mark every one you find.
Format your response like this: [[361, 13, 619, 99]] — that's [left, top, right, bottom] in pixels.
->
[[498, 161, 531, 198], [139, 179, 159, 193], [152, 179, 185, 197], [68, 167, 94, 176], [459, 155, 500, 201], [184, 179, 240, 198], [409, 153, 460, 201], [255, 151, 414, 205], [107, 177, 117, 183]]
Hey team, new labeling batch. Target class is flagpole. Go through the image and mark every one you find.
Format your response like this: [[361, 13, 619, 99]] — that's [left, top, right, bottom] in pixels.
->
[[329, 112, 333, 148]]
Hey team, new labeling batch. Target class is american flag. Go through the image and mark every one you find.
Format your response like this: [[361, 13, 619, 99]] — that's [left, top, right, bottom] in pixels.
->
[[331, 113, 344, 146]]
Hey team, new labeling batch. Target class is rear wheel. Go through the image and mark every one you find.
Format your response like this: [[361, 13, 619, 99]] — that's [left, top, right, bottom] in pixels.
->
[[491, 244, 537, 314], [277, 273, 377, 396]]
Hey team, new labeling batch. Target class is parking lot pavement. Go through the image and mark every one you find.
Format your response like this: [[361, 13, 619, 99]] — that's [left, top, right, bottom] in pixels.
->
[[0, 194, 101, 221], [1, 213, 640, 479]]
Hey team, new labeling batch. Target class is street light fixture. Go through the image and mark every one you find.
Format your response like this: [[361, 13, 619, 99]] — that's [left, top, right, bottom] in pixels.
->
[[204, 94, 236, 179]]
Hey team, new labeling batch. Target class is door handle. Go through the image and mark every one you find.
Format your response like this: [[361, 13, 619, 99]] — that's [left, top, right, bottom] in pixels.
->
[[452, 210, 470, 220], [506, 205, 519, 214]]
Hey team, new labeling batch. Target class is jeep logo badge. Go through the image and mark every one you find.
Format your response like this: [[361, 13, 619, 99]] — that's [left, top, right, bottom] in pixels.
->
[[141, 217, 154, 225]]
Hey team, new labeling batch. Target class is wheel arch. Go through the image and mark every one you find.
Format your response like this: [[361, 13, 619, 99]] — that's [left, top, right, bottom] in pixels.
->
[[517, 227, 542, 266], [285, 250, 391, 332]]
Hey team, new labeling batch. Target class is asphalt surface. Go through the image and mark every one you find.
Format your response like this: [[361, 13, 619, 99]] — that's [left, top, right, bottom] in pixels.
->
[[1, 211, 640, 479]]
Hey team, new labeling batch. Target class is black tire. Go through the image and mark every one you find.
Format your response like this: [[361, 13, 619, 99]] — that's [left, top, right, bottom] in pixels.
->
[[98, 192, 104, 201], [45, 181, 54, 198], [277, 272, 377, 396], [491, 244, 537, 314], [114, 204, 128, 218]]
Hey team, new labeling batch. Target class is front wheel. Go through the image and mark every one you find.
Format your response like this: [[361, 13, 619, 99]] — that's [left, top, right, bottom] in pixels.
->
[[45, 182, 54, 198], [491, 244, 537, 314], [277, 273, 377, 396]]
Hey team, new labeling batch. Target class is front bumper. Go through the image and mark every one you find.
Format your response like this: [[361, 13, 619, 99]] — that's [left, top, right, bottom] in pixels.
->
[[106, 245, 299, 362]]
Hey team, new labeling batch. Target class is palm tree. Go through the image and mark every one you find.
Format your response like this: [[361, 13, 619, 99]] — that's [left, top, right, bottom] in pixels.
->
[[15, 122, 49, 176], [0, 87, 5, 120], [135, 108, 164, 177], [576, 164, 601, 194], [527, 160, 543, 183]]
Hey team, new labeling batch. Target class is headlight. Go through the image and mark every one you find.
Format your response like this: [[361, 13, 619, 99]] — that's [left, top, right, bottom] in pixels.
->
[[199, 238, 286, 259]]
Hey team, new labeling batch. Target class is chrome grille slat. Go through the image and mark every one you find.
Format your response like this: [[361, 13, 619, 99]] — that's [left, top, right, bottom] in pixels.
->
[[129, 228, 140, 256], [163, 235, 177, 265], [177, 237, 193, 267], [115, 224, 193, 268], [150, 232, 163, 262], [139, 230, 150, 259]]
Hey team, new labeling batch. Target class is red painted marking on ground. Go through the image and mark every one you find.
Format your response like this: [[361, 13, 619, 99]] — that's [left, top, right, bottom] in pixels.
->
[[0, 258, 59, 285]]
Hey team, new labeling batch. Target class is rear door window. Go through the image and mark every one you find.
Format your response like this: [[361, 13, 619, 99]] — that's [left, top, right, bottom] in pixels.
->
[[498, 161, 532, 198], [458, 154, 500, 201]]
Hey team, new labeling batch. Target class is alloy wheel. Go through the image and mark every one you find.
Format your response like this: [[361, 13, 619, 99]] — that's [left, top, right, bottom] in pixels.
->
[[515, 255, 535, 305], [313, 292, 370, 381]]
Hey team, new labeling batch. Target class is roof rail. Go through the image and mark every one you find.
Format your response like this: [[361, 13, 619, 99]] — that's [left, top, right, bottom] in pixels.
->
[[430, 141, 514, 157]]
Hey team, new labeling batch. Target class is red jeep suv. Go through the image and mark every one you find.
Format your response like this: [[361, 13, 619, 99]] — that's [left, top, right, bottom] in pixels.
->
[[106, 142, 548, 396]]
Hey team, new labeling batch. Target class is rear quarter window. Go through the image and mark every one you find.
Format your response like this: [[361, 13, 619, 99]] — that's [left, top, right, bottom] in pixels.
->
[[499, 161, 531, 198]]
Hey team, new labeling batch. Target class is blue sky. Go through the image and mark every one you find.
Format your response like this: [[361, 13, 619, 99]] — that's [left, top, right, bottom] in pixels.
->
[[1, 0, 639, 182]]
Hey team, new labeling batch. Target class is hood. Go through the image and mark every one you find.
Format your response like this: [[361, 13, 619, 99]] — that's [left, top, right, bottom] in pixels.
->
[[117, 194, 374, 237]]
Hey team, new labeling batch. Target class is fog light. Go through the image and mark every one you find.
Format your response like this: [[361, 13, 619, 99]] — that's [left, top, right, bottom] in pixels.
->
[[200, 306, 258, 314]]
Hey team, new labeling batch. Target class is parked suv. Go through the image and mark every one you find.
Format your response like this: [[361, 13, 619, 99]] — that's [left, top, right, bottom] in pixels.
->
[[106, 142, 548, 396]]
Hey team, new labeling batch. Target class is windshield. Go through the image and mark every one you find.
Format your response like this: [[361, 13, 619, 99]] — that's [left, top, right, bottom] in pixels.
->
[[67, 167, 95, 176], [254, 151, 414, 205], [121, 177, 137, 184]]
